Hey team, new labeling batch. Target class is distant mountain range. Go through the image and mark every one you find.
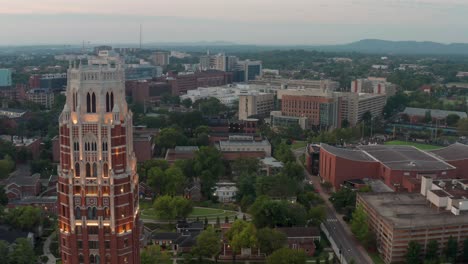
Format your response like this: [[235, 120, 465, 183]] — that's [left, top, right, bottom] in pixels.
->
[[311, 39, 468, 55], [3, 39, 468, 55]]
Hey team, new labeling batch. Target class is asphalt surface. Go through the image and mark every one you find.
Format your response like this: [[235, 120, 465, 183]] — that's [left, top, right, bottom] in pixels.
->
[[294, 147, 371, 264]]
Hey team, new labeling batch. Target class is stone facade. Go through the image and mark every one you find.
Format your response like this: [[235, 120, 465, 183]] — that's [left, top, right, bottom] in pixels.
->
[[58, 55, 140, 264]]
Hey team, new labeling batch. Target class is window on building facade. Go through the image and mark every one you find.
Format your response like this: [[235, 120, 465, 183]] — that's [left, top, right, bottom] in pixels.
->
[[86, 93, 91, 113], [86, 163, 91, 177]]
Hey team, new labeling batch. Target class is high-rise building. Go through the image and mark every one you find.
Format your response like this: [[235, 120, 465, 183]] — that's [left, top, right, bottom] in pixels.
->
[[238, 93, 275, 120], [26, 88, 55, 109], [0, 69, 12, 87], [151, 51, 170, 66], [351, 77, 396, 96], [235, 60, 262, 81], [58, 55, 140, 264]]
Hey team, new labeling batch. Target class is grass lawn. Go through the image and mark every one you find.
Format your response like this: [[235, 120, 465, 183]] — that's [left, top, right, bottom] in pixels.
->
[[369, 252, 385, 264], [141, 207, 238, 221], [291, 140, 308, 150], [384, 140, 441, 150]]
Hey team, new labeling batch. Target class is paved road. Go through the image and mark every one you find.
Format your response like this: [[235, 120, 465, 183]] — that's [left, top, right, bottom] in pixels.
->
[[294, 146, 371, 264], [43, 231, 57, 264]]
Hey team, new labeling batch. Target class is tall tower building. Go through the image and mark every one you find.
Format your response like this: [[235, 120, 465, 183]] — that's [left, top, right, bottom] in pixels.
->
[[58, 55, 140, 264]]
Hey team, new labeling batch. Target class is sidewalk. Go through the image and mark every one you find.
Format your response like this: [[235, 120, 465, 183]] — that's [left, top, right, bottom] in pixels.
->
[[43, 231, 57, 264]]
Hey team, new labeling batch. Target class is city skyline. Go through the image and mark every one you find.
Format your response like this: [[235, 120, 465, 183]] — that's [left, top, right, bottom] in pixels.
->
[[1, 0, 468, 45]]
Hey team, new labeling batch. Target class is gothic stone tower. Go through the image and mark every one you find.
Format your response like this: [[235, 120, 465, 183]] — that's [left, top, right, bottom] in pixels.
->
[[58, 55, 140, 264]]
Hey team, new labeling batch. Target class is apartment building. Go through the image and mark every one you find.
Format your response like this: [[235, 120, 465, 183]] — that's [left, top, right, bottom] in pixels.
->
[[238, 92, 275, 120], [26, 88, 55, 109], [339, 92, 387, 126], [351, 78, 396, 96]]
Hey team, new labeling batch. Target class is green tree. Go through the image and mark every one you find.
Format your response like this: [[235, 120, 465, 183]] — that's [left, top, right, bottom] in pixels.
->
[[194, 146, 224, 197], [194, 97, 226, 116], [425, 240, 439, 262], [350, 205, 369, 244], [308, 205, 326, 226], [231, 222, 257, 254], [266, 248, 307, 264], [457, 118, 468, 136], [153, 195, 193, 220], [156, 127, 188, 151], [0, 186, 8, 206], [141, 245, 171, 264], [274, 142, 295, 163], [463, 238, 468, 262], [249, 196, 307, 228], [446, 114, 460, 127], [445, 236, 458, 262], [406, 241, 422, 264], [192, 226, 221, 261], [0, 240, 9, 263], [256, 228, 287, 255], [6, 206, 42, 231], [231, 158, 259, 176], [280, 162, 304, 181], [0, 155, 15, 179], [182, 98, 193, 108], [329, 188, 356, 213], [9, 238, 36, 264], [164, 167, 187, 195]]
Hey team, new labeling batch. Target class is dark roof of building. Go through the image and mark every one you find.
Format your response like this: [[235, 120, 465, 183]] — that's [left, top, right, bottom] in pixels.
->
[[152, 232, 180, 241], [6, 172, 40, 187], [429, 143, 468, 161], [0, 225, 30, 244], [358, 192, 468, 228], [322, 143, 457, 171], [358, 145, 455, 171], [276, 227, 320, 238], [176, 221, 204, 231], [320, 144, 375, 162], [403, 107, 467, 119]]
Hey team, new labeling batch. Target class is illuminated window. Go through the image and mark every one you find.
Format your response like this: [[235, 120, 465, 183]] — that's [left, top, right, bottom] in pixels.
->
[[103, 163, 109, 178]]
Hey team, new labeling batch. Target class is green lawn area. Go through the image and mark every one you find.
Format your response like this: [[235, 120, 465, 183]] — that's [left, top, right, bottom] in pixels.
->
[[384, 140, 442, 150], [141, 207, 238, 221], [369, 252, 385, 264], [291, 140, 308, 150]]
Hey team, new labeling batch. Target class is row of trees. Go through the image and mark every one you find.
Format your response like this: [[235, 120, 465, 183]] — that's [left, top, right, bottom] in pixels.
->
[[0, 238, 37, 264], [406, 237, 468, 264]]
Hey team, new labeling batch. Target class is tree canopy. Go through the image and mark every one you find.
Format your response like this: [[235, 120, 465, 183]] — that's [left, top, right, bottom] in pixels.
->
[[266, 248, 307, 264]]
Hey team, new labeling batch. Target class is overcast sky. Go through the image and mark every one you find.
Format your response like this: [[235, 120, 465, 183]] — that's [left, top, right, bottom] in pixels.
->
[[1, 0, 468, 45]]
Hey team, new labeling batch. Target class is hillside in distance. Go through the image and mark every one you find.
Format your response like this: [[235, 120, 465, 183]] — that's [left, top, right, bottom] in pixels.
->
[[313, 39, 468, 55]]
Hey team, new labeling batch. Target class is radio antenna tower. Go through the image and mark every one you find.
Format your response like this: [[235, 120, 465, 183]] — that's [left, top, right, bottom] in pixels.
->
[[139, 24, 143, 49]]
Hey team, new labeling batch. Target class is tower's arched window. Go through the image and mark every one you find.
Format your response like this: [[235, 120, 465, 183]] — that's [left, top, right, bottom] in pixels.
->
[[86, 163, 91, 177], [110, 92, 114, 111], [75, 207, 81, 219], [87, 207, 94, 219], [86, 93, 91, 113], [79, 254, 84, 264], [103, 163, 109, 178], [92, 93, 96, 113], [106, 92, 110, 112], [72, 93, 76, 112], [90, 255, 95, 264], [93, 207, 97, 219], [93, 163, 98, 177], [104, 207, 110, 219], [75, 163, 80, 177]]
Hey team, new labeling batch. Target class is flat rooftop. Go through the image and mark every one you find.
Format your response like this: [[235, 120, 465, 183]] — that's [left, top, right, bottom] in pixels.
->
[[430, 143, 468, 161], [320, 144, 376, 162], [358, 145, 455, 171], [359, 192, 468, 228]]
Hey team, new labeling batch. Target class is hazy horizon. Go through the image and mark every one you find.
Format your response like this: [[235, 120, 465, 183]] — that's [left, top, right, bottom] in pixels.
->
[[1, 0, 468, 46]]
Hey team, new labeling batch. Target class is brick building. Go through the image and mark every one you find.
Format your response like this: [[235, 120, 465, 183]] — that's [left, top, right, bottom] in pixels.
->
[[319, 144, 468, 191], [358, 178, 468, 263], [276, 227, 320, 257], [5, 172, 41, 200], [57, 55, 141, 264]]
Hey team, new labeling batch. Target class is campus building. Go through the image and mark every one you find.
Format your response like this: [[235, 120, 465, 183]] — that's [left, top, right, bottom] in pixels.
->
[[358, 177, 468, 263], [319, 143, 468, 191], [26, 88, 55, 109], [57, 55, 141, 264], [238, 92, 275, 120]]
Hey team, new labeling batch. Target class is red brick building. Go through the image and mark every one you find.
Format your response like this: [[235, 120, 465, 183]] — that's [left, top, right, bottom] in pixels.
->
[[57, 56, 140, 264], [5, 172, 41, 200], [319, 144, 468, 191], [276, 227, 320, 257]]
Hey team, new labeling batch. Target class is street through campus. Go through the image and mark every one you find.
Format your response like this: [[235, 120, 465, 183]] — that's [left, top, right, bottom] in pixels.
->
[[294, 147, 372, 264]]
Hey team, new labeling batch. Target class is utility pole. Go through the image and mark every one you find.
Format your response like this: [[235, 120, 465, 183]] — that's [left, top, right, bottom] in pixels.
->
[[139, 24, 142, 49]]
